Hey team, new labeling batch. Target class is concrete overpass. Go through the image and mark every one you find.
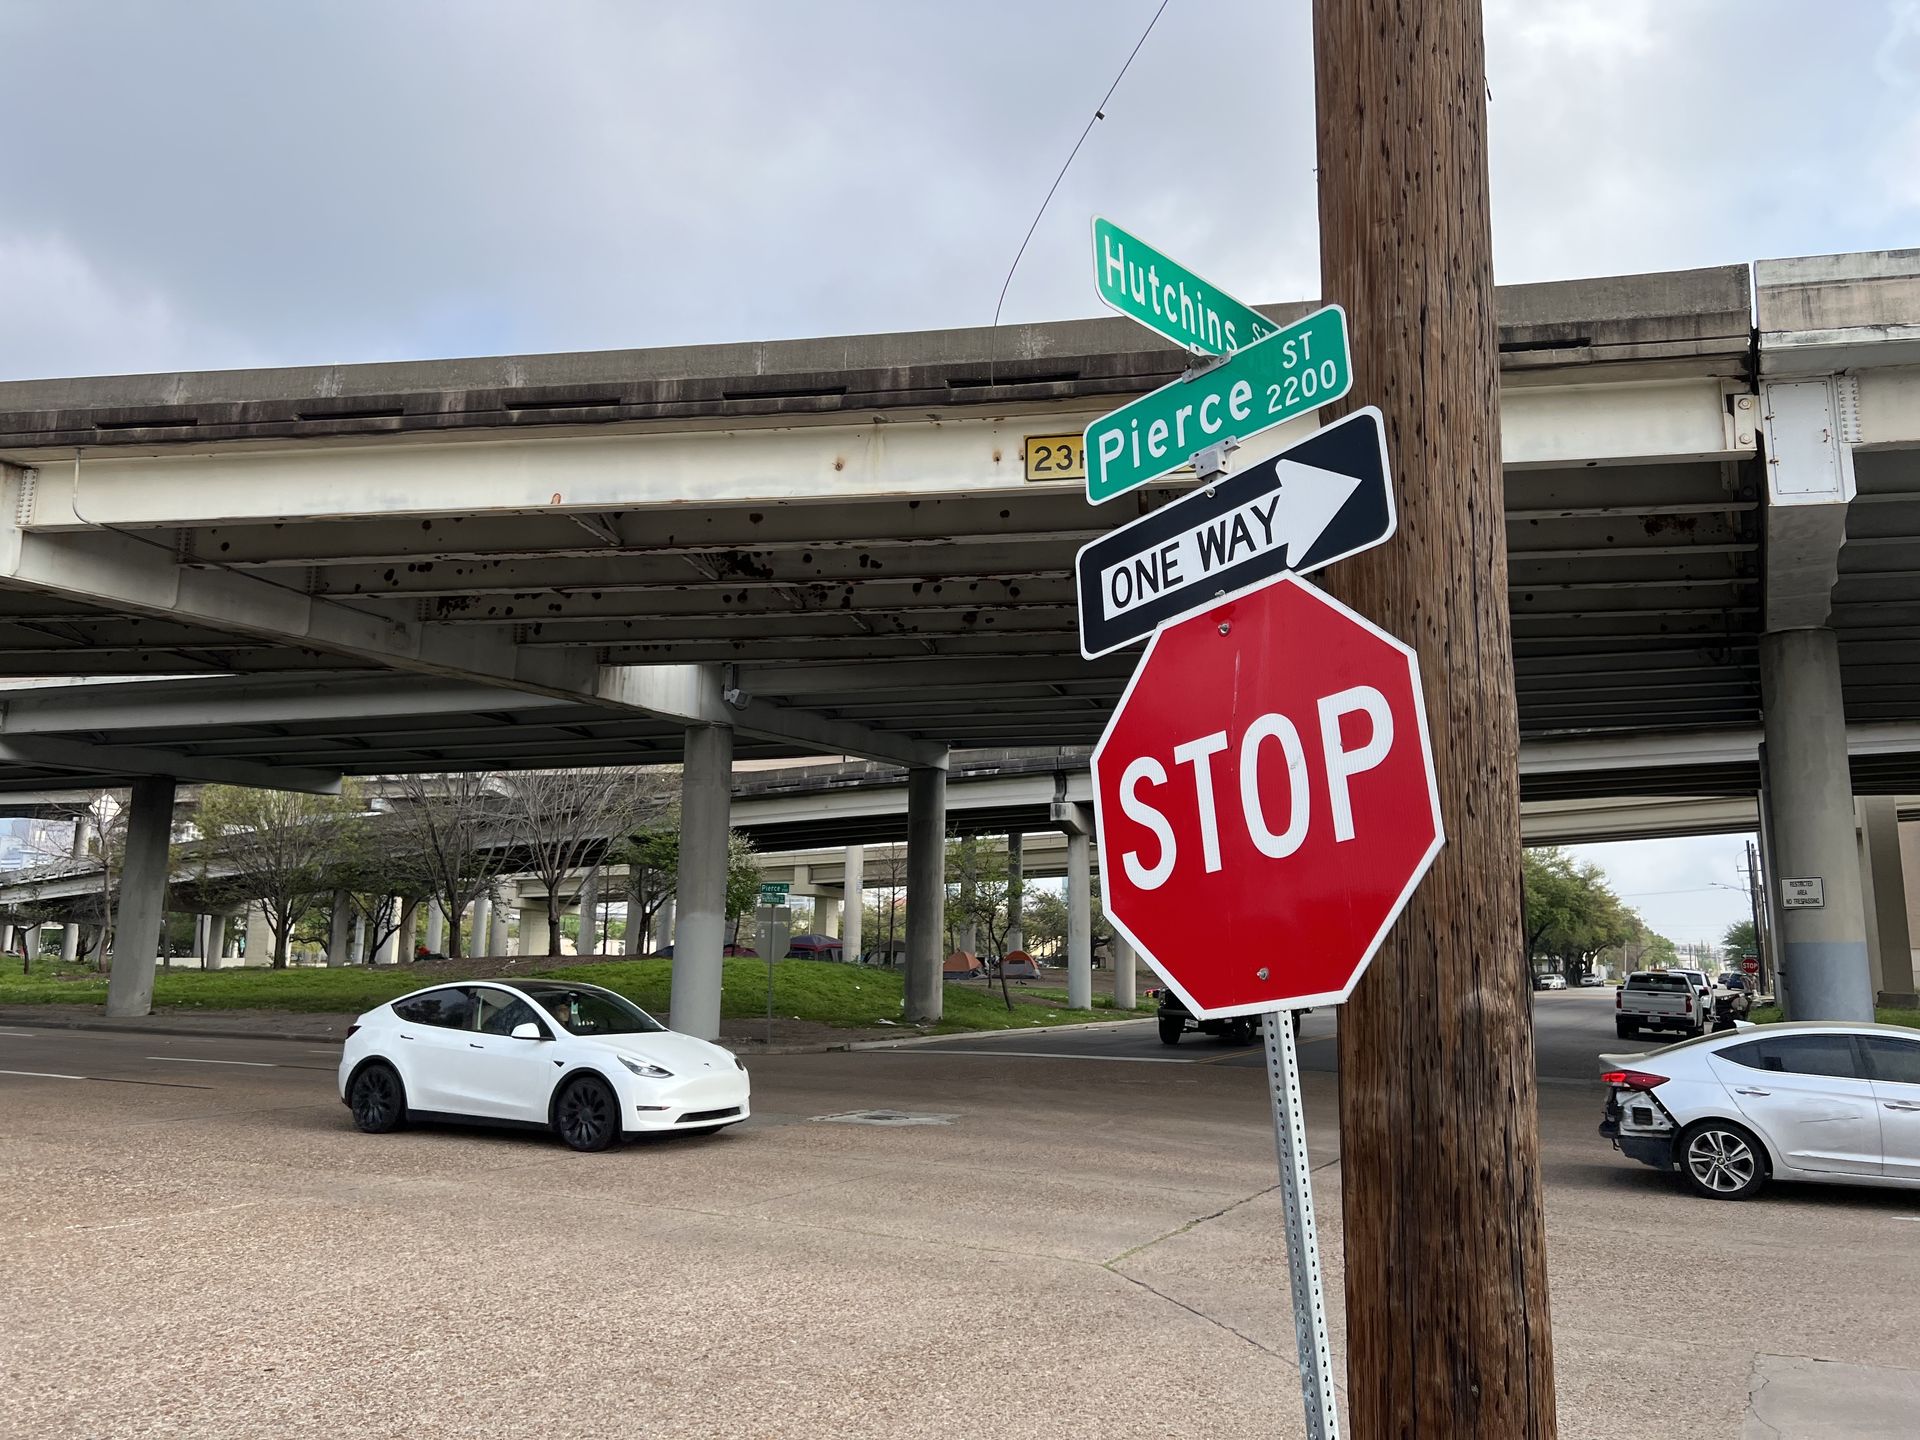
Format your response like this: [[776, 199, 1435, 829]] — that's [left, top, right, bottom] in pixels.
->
[[3, 250, 1920, 1025]]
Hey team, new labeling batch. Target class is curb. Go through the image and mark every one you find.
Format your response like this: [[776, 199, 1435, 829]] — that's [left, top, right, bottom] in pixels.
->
[[0, 1010, 1155, 1054]]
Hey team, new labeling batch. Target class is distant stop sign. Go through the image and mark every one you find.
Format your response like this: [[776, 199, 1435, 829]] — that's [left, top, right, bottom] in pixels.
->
[[1093, 575, 1443, 1016]]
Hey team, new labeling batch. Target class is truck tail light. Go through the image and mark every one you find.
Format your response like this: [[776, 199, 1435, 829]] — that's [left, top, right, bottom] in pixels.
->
[[1683, 995, 1693, 1014], [1601, 1069, 1668, 1090], [1615, 989, 1622, 1009]]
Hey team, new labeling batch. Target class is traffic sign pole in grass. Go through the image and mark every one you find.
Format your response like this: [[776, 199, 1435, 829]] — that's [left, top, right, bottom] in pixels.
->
[[1083, 305, 1351, 505], [1092, 216, 1279, 356]]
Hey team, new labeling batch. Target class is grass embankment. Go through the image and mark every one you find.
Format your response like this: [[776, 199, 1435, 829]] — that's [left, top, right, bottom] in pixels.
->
[[0, 957, 1150, 1035], [1748, 1004, 1920, 1029]]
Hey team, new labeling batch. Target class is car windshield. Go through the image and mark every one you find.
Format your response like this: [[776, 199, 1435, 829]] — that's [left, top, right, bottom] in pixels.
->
[[516, 983, 666, 1036]]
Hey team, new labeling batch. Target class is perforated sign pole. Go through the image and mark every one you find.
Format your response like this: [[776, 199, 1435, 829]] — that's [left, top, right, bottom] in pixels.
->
[[1264, 1008, 1341, 1439]]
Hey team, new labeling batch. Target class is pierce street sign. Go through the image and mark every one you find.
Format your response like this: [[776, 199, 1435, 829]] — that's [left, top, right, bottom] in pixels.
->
[[1083, 305, 1351, 505], [758, 882, 791, 905], [1092, 574, 1443, 1016], [1074, 407, 1394, 658], [1092, 217, 1278, 356]]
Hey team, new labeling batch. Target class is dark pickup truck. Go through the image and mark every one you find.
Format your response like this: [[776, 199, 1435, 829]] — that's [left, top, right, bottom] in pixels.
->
[[1150, 987, 1302, 1046]]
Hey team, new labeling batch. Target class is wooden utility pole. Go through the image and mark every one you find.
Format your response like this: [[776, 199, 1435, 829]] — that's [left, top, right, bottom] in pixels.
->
[[1313, 1, 1558, 1436]]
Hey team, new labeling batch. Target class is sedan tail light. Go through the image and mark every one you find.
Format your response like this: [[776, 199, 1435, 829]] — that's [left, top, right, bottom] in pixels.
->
[[1601, 1068, 1668, 1090]]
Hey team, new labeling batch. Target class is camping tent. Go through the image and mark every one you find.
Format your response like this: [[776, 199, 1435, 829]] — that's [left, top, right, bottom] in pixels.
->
[[999, 950, 1040, 980], [942, 950, 981, 980]]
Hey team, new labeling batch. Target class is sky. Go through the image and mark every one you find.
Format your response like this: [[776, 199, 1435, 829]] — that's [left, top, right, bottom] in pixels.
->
[[2, 0, 1914, 941]]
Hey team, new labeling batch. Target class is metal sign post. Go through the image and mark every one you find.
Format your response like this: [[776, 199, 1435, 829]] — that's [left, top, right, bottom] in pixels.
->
[[1263, 1008, 1341, 1439]]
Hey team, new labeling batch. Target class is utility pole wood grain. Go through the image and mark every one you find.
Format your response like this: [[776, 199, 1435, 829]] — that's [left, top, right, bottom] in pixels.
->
[[1313, 1, 1558, 1435]]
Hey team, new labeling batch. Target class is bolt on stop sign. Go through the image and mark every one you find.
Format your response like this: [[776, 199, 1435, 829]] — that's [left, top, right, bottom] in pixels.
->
[[1092, 574, 1443, 1017]]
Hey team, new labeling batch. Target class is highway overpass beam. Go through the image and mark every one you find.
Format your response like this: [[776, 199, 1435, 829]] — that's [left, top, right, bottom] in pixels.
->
[[1761, 629, 1874, 1019], [905, 766, 947, 1024], [673, 722, 733, 1041], [104, 776, 177, 1018]]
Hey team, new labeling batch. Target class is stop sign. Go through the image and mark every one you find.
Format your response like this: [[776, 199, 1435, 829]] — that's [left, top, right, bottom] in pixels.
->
[[1093, 575, 1443, 1016]]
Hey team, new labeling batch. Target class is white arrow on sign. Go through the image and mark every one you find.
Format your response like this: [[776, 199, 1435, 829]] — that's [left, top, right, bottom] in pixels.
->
[[1270, 459, 1364, 564], [1095, 459, 1362, 619]]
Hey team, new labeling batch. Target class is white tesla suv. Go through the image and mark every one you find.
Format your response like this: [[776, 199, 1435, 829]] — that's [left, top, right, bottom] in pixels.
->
[[1599, 1021, 1920, 1199], [339, 979, 750, 1152]]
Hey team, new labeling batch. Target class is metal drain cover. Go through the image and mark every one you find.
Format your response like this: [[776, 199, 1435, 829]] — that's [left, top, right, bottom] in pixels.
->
[[810, 1109, 957, 1127]]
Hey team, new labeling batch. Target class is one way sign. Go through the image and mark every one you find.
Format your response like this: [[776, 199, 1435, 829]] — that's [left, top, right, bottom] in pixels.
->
[[1074, 407, 1395, 658]]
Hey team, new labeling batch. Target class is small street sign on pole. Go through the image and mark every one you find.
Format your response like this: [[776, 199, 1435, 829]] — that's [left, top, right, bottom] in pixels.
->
[[1074, 408, 1394, 658], [1092, 216, 1280, 356], [1083, 305, 1352, 504]]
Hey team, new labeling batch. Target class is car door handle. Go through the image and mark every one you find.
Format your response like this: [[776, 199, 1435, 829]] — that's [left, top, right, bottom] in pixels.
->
[[1885, 1101, 1920, 1112], [399, 1033, 415, 1041], [1733, 1087, 1770, 1096], [468, 1042, 485, 1050]]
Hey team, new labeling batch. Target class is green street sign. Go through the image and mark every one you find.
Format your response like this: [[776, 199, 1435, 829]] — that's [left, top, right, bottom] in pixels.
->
[[758, 882, 790, 904], [1093, 216, 1277, 356], [1083, 305, 1352, 506]]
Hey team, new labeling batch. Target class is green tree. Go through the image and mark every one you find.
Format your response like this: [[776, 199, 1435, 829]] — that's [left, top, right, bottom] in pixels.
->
[[611, 822, 762, 948], [1523, 846, 1635, 977], [193, 785, 362, 968]]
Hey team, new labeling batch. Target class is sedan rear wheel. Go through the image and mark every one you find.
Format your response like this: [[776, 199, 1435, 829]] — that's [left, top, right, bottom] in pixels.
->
[[555, 1075, 620, 1153], [1680, 1120, 1766, 1200], [348, 1062, 406, 1134]]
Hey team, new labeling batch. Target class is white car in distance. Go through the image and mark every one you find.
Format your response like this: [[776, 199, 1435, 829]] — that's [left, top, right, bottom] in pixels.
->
[[1599, 1022, 1920, 1199], [339, 980, 750, 1152]]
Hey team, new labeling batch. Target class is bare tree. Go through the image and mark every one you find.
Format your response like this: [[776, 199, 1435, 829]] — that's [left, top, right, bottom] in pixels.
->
[[332, 811, 439, 964], [193, 785, 360, 968], [382, 772, 517, 960], [506, 769, 671, 957]]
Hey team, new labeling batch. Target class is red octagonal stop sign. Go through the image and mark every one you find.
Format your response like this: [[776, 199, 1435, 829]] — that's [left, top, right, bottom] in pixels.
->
[[1093, 575, 1443, 1017]]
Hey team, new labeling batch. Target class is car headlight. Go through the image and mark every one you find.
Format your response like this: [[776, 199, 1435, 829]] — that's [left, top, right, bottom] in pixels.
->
[[619, 1056, 674, 1079]]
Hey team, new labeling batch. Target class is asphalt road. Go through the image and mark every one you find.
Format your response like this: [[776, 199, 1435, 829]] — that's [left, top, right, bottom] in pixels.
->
[[904, 985, 1627, 1082], [5, 996, 1919, 1440]]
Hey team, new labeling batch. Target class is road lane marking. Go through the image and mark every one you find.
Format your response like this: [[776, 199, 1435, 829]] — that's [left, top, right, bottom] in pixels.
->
[[144, 1056, 275, 1067], [886, 1049, 1195, 1063], [0, 1068, 211, 1090], [0, 1029, 38, 1037]]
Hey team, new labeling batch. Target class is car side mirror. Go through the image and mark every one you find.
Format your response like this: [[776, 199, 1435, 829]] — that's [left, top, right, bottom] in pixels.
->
[[510, 1022, 545, 1041]]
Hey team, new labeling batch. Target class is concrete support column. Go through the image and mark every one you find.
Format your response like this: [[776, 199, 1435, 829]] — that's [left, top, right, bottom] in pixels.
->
[[105, 775, 177, 1018], [222, 909, 244, 961], [351, 909, 369, 966], [578, 870, 601, 956], [71, 812, 97, 859], [816, 893, 841, 939], [1066, 829, 1093, 1011], [490, 892, 511, 958], [425, 900, 445, 955], [326, 891, 353, 968], [1761, 629, 1874, 1019], [1859, 798, 1916, 1004], [60, 921, 80, 965], [375, 898, 404, 966], [841, 845, 864, 963], [395, 897, 419, 963], [673, 723, 733, 1041], [1005, 832, 1025, 953], [1113, 933, 1137, 1012], [656, 897, 676, 952], [196, 912, 216, 968], [521, 901, 550, 956], [905, 765, 947, 1024], [470, 893, 493, 958], [245, 903, 272, 966]]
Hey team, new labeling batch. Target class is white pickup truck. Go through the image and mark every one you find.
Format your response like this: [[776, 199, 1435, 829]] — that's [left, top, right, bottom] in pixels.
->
[[1614, 970, 1708, 1040]]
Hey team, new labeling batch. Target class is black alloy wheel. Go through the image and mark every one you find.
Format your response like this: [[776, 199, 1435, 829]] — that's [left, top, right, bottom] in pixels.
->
[[1157, 1015, 1183, 1046], [348, 1062, 406, 1134], [556, 1075, 620, 1152]]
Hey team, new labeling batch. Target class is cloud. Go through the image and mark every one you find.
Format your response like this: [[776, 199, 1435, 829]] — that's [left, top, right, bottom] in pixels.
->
[[0, 231, 261, 380]]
